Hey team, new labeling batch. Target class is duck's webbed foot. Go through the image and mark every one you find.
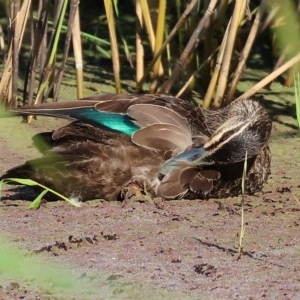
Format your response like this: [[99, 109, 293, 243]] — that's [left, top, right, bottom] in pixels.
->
[[120, 181, 153, 205]]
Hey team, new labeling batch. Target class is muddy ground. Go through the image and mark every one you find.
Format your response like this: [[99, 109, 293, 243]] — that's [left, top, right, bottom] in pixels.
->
[[0, 66, 300, 299]]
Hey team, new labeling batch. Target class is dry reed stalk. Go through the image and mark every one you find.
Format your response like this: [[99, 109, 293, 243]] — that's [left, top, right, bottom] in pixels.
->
[[135, 0, 198, 93], [149, 0, 166, 94], [236, 52, 300, 100], [176, 46, 219, 98], [72, 2, 84, 99], [139, 0, 164, 77], [214, 0, 229, 30], [135, 0, 144, 93], [42, 0, 55, 100], [38, 0, 47, 77], [12, 0, 21, 109], [52, 0, 78, 101], [213, 0, 247, 108], [25, 6, 35, 106], [139, 0, 155, 47], [30, 0, 63, 109], [44, 0, 63, 70], [202, 20, 230, 109], [201, 0, 228, 90], [164, 25, 172, 76], [0, 0, 31, 108], [0, 23, 4, 58], [264, 45, 289, 89], [159, 0, 218, 94], [226, 2, 266, 104], [184, 8, 199, 92], [25, 0, 50, 106], [104, 0, 122, 93], [28, 0, 68, 123]]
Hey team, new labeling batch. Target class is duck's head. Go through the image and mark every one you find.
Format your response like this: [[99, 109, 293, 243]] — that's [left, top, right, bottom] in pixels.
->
[[160, 99, 272, 174]]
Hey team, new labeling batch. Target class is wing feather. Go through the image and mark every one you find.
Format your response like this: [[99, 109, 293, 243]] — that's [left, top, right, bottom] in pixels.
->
[[158, 167, 221, 199], [132, 123, 192, 152], [128, 104, 191, 135]]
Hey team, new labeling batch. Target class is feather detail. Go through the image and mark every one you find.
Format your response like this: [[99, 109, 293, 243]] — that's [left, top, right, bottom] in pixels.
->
[[158, 168, 189, 199], [197, 169, 220, 181], [158, 167, 221, 199], [179, 168, 215, 194], [180, 168, 220, 194], [131, 123, 192, 152], [189, 178, 213, 194], [127, 104, 191, 135], [95, 99, 135, 113]]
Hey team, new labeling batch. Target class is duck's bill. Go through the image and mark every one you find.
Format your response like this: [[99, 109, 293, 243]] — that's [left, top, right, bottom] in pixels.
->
[[160, 147, 211, 175]]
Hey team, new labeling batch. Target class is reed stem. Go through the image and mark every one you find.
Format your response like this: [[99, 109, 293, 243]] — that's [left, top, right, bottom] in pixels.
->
[[149, 0, 166, 94], [236, 52, 300, 100], [135, 0, 144, 93], [213, 0, 246, 108], [104, 0, 122, 93], [226, 2, 265, 104], [72, 2, 84, 99], [160, 0, 218, 94], [135, 0, 198, 93]]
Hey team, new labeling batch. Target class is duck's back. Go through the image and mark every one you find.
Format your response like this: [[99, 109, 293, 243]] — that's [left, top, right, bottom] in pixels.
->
[[1, 121, 163, 201]]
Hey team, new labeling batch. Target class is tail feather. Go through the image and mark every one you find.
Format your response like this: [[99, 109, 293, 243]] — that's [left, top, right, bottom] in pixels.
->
[[1, 164, 40, 184]]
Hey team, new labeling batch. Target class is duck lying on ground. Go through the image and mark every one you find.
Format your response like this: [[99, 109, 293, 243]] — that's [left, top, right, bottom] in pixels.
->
[[0, 94, 272, 201]]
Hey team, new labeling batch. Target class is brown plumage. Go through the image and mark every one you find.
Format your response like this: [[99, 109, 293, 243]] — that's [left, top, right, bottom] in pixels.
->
[[0, 94, 272, 201]]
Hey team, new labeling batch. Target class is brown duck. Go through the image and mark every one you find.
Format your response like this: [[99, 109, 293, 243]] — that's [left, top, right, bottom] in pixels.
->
[[0, 94, 272, 201]]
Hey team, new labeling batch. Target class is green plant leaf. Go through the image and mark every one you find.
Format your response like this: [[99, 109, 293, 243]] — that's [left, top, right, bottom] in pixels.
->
[[238, 151, 248, 255], [1, 178, 81, 208], [0, 179, 3, 201], [294, 72, 300, 132], [4, 178, 41, 186], [29, 189, 48, 209]]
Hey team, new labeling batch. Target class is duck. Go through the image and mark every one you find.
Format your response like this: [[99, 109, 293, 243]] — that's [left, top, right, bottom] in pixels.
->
[[0, 93, 272, 201]]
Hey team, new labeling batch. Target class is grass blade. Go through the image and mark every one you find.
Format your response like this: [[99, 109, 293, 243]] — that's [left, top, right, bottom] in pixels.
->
[[294, 71, 300, 132], [29, 189, 48, 209], [238, 151, 247, 257], [0, 178, 81, 207]]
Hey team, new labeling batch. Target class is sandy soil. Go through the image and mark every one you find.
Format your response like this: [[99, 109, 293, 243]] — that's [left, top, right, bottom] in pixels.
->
[[0, 77, 300, 299]]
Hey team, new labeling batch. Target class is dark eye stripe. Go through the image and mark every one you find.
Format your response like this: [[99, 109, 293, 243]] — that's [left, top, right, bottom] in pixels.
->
[[204, 125, 244, 151]]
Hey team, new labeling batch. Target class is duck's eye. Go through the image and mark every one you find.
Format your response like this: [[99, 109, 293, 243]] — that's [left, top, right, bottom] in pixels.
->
[[219, 131, 233, 143], [158, 173, 165, 181]]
